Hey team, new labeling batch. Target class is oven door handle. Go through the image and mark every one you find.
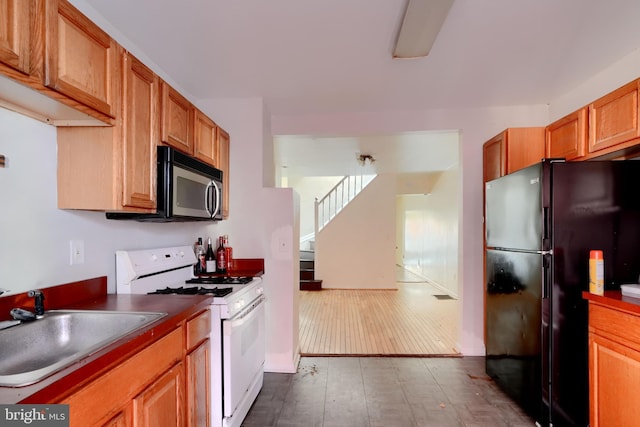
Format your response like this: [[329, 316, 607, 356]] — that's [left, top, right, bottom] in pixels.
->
[[223, 296, 266, 334]]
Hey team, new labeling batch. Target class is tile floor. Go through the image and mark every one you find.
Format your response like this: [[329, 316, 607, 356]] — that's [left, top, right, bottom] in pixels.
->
[[242, 356, 536, 427]]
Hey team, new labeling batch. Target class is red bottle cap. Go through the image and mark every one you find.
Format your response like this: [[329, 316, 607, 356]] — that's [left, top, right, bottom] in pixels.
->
[[590, 250, 603, 259]]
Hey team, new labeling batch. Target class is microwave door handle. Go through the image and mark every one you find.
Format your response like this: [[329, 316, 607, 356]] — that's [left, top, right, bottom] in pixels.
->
[[205, 181, 214, 217], [210, 179, 221, 218]]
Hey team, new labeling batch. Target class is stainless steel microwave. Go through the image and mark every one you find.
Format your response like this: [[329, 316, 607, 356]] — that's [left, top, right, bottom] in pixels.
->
[[106, 146, 223, 222]]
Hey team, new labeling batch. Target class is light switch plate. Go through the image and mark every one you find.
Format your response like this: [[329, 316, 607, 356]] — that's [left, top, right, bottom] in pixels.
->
[[70, 240, 85, 265]]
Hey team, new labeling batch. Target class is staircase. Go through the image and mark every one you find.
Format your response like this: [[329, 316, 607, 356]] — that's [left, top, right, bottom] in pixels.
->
[[315, 174, 375, 233], [300, 250, 322, 290], [299, 175, 376, 291]]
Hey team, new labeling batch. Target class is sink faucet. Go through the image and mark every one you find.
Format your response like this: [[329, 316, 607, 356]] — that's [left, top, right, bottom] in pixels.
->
[[10, 289, 45, 321], [30, 290, 45, 317]]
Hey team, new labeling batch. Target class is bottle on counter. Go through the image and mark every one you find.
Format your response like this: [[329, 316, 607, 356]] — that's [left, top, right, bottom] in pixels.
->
[[589, 250, 604, 295], [194, 238, 205, 275], [206, 237, 216, 273], [216, 235, 227, 274], [224, 235, 233, 272]]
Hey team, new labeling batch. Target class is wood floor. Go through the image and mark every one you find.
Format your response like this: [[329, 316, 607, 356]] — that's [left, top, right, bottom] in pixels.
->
[[299, 271, 460, 356]]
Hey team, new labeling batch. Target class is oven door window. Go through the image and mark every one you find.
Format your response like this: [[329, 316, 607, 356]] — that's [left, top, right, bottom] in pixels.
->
[[222, 297, 266, 417], [172, 165, 213, 218]]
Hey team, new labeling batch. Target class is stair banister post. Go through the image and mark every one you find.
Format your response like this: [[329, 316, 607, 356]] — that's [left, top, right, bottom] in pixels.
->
[[314, 197, 319, 236]]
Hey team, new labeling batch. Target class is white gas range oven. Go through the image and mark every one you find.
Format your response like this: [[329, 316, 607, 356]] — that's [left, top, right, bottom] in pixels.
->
[[115, 245, 266, 427]]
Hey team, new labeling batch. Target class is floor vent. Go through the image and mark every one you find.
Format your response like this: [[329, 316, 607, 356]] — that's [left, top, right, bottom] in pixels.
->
[[433, 294, 454, 300]]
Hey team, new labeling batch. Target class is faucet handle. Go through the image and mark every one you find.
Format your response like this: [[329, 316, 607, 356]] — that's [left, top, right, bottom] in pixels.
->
[[10, 308, 37, 322], [28, 290, 45, 317]]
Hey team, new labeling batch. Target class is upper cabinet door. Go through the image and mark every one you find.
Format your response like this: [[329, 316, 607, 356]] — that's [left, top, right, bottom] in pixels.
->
[[161, 81, 194, 155], [546, 107, 587, 160], [121, 53, 158, 210], [0, 0, 31, 74], [193, 109, 218, 166], [217, 127, 230, 219], [589, 79, 640, 153], [483, 133, 505, 182], [44, 0, 116, 118]]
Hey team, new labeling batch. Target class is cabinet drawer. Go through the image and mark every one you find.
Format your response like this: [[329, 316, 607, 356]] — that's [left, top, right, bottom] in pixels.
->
[[61, 327, 183, 426], [589, 303, 640, 347], [186, 309, 211, 350]]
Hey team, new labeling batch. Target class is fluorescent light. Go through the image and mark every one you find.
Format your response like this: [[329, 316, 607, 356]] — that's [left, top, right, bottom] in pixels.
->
[[393, 0, 455, 59]]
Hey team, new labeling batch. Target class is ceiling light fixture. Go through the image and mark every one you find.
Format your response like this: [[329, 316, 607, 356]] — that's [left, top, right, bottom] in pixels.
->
[[393, 0, 455, 59], [356, 154, 376, 166]]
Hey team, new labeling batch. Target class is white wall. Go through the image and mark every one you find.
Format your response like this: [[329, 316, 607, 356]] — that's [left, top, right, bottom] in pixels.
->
[[197, 98, 299, 373], [316, 174, 397, 289], [398, 166, 460, 297], [0, 107, 210, 295]]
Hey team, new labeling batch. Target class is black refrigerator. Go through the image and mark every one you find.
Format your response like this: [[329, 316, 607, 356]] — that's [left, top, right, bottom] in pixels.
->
[[484, 159, 640, 427]]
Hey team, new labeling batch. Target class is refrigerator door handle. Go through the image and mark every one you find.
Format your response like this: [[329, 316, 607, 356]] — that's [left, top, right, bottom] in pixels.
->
[[542, 252, 552, 299], [542, 207, 550, 244]]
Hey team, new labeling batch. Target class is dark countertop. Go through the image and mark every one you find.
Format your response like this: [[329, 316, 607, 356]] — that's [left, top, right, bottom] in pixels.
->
[[196, 257, 265, 279], [583, 290, 640, 315], [0, 277, 212, 404]]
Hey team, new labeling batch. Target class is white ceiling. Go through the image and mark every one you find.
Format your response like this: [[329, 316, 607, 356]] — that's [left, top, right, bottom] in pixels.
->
[[75, 0, 640, 175], [275, 131, 459, 177]]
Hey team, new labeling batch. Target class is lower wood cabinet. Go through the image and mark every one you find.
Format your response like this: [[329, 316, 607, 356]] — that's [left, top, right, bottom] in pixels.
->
[[60, 328, 183, 426], [56, 308, 211, 427], [134, 364, 184, 427], [588, 301, 640, 426], [186, 310, 211, 427]]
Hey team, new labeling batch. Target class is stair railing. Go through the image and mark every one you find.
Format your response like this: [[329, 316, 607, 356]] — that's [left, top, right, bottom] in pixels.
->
[[314, 174, 375, 234]]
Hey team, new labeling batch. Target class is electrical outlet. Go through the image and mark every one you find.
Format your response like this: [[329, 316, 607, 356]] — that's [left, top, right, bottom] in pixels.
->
[[70, 240, 85, 265]]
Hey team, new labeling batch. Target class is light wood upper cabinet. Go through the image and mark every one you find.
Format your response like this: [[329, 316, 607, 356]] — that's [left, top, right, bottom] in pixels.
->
[[589, 79, 640, 154], [546, 107, 588, 160], [44, 0, 117, 118], [217, 127, 230, 219], [57, 49, 158, 212], [161, 81, 194, 155], [194, 109, 218, 166], [482, 128, 544, 182], [0, 0, 31, 74], [483, 135, 504, 182], [121, 53, 158, 210]]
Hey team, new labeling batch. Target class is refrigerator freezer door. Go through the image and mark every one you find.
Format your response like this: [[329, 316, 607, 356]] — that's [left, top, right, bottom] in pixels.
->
[[485, 249, 542, 422], [485, 163, 542, 251]]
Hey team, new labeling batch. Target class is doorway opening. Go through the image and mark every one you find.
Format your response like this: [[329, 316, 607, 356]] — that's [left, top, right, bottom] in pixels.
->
[[275, 131, 461, 356]]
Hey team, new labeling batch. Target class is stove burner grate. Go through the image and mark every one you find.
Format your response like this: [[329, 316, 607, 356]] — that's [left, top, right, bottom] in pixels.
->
[[186, 276, 254, 285], [148, 286, 233, 297]]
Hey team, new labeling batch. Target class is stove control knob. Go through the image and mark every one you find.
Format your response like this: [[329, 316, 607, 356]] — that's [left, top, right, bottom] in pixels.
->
[[235, 300, 244, 310], [151, 254, 158, 262], [257, 287, 264, 294]]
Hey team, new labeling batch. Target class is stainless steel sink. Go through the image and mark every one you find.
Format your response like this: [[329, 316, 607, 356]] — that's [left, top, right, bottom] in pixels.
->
[[0, 310, 167, 387]]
